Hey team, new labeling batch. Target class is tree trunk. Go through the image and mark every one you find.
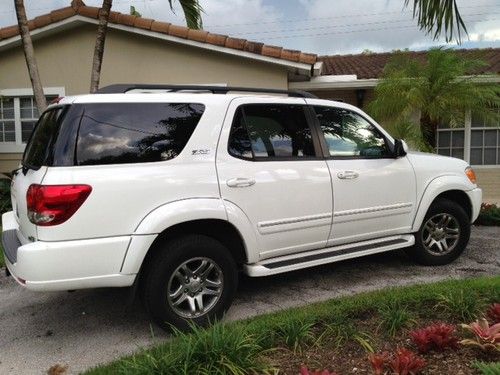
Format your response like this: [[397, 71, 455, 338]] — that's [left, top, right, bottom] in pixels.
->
[[89, 0, 113, 93], [14, 0, 46, 113], [420, 112, 439, 150]]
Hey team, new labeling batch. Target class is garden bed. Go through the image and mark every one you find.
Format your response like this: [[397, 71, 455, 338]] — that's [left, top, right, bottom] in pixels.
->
[[86, 276, 500, 375]]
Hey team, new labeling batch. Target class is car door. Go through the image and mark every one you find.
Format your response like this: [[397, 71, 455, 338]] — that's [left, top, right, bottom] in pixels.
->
[[307, 100, 417, 246], [216, 97, 333, 260]]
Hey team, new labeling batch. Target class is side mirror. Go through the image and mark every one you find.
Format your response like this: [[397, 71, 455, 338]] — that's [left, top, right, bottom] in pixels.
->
[[393, 139, 407, 158]]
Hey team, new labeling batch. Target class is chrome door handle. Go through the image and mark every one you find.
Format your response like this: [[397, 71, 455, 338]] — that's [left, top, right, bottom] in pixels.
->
[[337, 171, 359, 180], [226, 177, 256, 188]]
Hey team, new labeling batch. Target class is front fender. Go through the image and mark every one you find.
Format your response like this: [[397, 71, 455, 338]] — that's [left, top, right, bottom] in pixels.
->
[[411, 175, 476, 232]]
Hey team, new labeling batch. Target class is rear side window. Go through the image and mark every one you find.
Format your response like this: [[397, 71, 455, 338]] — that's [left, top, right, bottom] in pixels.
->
[[228, 104, 315, 160], [76, 103, 205, 165]]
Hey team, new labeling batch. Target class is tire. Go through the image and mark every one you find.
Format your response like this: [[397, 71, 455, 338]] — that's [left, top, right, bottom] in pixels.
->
[[407, 198, 470, 266], [142, 234, 238, 331]]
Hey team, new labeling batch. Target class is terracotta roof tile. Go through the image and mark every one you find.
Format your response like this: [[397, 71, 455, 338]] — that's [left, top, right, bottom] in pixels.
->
[[319, 49, 500, 78], [133, 16, 153, 30], [0, 1, 317, 66], [150, 20, 170, 34]]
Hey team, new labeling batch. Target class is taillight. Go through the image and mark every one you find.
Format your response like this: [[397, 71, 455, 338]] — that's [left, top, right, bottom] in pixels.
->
[[27, 184, 92, 226]]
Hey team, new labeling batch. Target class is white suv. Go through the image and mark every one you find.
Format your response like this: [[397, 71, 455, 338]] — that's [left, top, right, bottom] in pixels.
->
[[2, 85, 482, 329]]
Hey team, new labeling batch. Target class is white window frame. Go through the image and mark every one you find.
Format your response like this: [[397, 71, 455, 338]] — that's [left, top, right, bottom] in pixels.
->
[[0, 87, 65, 153], [437, 110, 500, 169]]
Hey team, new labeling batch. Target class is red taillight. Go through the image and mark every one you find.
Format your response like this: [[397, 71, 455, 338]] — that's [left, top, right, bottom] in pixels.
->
[[26, 184, 92, 226]]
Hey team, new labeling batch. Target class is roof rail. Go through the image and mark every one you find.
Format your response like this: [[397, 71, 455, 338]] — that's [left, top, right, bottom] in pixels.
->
[[96, 84, 317, 98]]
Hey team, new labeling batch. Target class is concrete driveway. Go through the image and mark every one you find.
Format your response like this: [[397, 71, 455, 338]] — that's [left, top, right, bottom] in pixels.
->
[[0, 226, 499, 374]]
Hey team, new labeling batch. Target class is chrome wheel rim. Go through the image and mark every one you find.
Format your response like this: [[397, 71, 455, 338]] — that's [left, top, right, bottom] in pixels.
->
[[167, 257, 223, 319], [422, 213, 460, 256]]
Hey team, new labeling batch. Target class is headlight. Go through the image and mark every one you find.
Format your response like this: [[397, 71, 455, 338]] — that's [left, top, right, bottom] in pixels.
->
[[465, 166, 477, 184]]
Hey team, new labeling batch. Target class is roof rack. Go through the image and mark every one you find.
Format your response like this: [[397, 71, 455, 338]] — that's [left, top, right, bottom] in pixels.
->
[[96, 84, 317, 98]]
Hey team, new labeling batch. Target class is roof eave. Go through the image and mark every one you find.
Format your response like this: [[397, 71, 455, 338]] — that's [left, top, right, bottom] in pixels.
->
[[0, 15, 315, 77]]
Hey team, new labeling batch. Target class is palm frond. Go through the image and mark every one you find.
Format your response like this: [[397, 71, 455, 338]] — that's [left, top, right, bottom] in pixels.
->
[[404, 0, 468, 43], [168, 0, 204, 29]]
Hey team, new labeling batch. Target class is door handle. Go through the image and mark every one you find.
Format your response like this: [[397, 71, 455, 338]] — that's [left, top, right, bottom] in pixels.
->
[[337, 171, 359, 180], [226, 177, 256, 188]]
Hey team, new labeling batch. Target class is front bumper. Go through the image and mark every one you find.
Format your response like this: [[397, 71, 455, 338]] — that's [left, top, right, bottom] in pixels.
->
[[1, 211, 136, 291]]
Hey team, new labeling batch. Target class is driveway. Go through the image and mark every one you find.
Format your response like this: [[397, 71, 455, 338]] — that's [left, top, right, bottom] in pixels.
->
[[0, 226, 499, 374]]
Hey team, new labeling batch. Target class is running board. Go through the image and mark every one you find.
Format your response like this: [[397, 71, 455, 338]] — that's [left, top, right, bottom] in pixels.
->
[[244, 235, 414, 277]]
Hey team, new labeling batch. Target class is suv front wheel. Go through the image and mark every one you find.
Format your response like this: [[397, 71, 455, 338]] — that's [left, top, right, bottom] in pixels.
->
[[142, 234, 238, 331], [407, 198, 470, 265]]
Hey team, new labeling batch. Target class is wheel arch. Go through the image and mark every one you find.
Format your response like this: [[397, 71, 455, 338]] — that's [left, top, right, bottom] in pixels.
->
[[412, 175, 475, 232]]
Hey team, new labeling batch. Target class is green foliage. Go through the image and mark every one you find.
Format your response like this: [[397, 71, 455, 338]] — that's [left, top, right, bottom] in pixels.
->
[[378, 300, 415, 336], [86, 277, 500, 375], [473, 361, 500, 375], [476, 203, 500, 226], [0, 177, 12, 215], [276, 315, 315, 352], [367, 48, 500, 150], [168, 0, 204, 29], [129, 6, 142, 17], [436, 290, 485, 322], [404, 0, 467, 42], [118, 322, 272, 375]]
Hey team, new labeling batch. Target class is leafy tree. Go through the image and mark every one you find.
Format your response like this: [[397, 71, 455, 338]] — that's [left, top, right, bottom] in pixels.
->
[[367, 48, 500, 151]]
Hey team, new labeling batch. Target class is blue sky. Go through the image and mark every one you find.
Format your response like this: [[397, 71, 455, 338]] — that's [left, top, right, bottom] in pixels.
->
[[0, 0, 499, 55]]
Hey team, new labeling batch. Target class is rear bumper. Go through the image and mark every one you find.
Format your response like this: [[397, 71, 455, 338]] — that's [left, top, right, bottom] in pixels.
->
[[1, 211, 136, 291], [466, 187, 482, 223]]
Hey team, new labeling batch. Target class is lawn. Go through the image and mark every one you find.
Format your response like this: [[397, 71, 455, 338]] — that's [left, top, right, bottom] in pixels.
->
[[86, 276, 500, 375]]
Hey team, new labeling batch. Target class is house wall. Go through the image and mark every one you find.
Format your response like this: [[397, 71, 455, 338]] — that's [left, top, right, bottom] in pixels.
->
[[0, 24, 289, 171]]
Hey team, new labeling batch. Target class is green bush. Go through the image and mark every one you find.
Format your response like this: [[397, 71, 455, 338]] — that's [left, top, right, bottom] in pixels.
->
[[475, 203, 500, 226], [0, 177, 12, 215]]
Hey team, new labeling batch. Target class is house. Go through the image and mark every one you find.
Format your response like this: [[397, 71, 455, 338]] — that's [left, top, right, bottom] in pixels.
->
[[0, 1, 498, 202]]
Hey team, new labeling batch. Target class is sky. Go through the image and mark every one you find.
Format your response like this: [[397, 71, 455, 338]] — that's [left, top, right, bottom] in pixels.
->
[[0, 0, 499, 55]]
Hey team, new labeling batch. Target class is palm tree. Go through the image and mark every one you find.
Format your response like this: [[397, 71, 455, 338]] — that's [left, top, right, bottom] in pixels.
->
[[405, 0, 467, 43], [367, 48, 500, 151], [89, 0, 203, 93], [14, 0, 47, 113]]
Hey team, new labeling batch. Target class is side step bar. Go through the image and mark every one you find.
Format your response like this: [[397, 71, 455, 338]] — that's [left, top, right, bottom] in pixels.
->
[[244, 235, 414, 277]]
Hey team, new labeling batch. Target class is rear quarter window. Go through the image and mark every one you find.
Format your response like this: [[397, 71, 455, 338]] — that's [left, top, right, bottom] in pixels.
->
[[76, 103, 205, 165]]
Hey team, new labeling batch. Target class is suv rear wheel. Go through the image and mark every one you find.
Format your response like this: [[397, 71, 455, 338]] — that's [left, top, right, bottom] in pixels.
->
[[142, 234, 238, 331], [407, 198, 470, 265]]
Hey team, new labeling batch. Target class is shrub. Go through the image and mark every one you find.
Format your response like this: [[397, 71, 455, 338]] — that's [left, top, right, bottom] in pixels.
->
[[0, 176, 12, 215], [276, 316, 315, 352], [410, 323, 459, 353], [473, 361, 500, 375], [436, 290, 485, 322], [388, 348, 427, 375], [368, 348, 426, 375], [460, 318, 500, 352], [299, 366, 339, 375], [119, 322, 272, 375], [475, 203, 500, 226], [486, 303, 500, 325], [378, 300, 415, 336]]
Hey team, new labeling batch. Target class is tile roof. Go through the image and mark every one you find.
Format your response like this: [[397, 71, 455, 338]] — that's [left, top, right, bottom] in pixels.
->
[[0, 0, 317, 66], [319, 48, 500, 78]]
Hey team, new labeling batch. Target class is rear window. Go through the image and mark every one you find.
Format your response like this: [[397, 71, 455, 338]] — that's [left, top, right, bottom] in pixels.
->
[[76, 103, 205, 165]]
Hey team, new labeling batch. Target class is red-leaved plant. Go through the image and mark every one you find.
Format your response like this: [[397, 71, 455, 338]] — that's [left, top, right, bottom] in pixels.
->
[[487, 303, 500, 325], [299, 365, 339, 375], [368, 352, 390, 375], [460, 318, 500, 352], [368, 348, 426, 375], [410, 323, 459, 353], [388, 348, 427, 375]]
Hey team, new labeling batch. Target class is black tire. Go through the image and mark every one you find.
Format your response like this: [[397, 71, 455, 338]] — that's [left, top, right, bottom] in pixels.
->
[[407, 198, 470, 266], [142, 234, 238, 331]]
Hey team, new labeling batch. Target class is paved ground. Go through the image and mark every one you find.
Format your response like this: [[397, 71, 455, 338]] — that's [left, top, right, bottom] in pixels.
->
[[0, 226, 499, 374]]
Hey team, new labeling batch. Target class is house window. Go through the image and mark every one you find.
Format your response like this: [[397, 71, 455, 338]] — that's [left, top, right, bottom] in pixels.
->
[[470, 112, 500, 166], [0, 88, 64, 153], [436, 124, 465, 160]]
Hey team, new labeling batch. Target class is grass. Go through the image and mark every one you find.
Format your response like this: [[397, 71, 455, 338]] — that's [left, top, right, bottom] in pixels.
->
[[473, 361, 500, 375], [378, 299, 415, 336], [85, 276, 500, 375]]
